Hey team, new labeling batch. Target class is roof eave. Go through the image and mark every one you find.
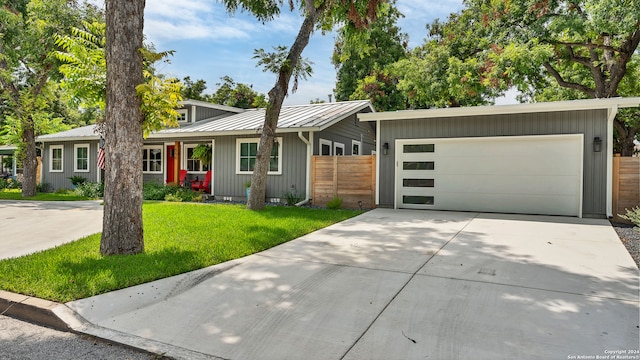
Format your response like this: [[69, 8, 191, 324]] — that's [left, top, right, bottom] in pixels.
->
[[358, 97, 640, 122]]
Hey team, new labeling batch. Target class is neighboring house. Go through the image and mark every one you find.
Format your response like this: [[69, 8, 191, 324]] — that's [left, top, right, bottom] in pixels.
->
[[37, 99, 375, 202], [0, 145, 17, 179], [358, 97, 640, 218]]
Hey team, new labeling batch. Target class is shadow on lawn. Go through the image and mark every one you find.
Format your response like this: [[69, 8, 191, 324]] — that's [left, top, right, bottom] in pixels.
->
[[56, 248, 204, 301]]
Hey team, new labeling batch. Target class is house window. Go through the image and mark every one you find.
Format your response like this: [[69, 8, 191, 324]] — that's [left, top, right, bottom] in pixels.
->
[[177, 109, 188, 124], [334, 142, 345, 156], [50, 145, 63, 172], [142, 146, 163, 173], [236, 138, 282, 175], [319, 138, 332, 156], [352, 140, 361, 155], [184, 144, 210, 173], [74, 144, 90, 172]]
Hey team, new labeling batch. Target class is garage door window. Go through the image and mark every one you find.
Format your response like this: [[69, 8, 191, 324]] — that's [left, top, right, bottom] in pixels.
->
[[404, 144, 434, 153], [403, 179, 435, 187], [403, 161, 435, 170], [403, 196, 434, 205]]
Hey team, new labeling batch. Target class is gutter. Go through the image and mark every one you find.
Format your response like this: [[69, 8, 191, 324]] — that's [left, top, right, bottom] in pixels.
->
[[606, 104, 618, 218], [295, 131, 312, 206]]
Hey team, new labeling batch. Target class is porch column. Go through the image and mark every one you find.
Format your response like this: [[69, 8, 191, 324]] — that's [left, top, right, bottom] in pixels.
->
[[174, 141, 180, 184]]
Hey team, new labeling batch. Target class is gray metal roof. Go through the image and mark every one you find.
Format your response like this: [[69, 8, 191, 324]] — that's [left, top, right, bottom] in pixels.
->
[[37, 100, 374, 141], [157, 100, 373, 136]]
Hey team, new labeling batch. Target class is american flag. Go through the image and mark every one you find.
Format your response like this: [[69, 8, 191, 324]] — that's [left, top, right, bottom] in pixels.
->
[[97, 146, 105, 170]]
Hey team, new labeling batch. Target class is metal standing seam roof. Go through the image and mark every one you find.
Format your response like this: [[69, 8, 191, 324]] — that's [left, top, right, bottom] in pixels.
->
[[156, 100, 374, 135], [37, 100, 374, 141]]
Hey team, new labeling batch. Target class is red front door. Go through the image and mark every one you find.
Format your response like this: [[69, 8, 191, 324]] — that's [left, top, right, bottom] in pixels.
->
[[166, 145, 175, 183]]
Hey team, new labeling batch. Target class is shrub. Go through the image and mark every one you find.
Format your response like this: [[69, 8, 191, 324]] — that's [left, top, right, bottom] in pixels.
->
[[143, 182, 200, 202], [326, 196, 343, 210], [68, 176, 86, 186], [164, 193, 182, 202], [0, 178, 21, 190], [143, 182, 169, 200], [620, 206, 640, 229], [36, 183, 52, 193], [282, 190, 304, 205], [74, 182, 104, 198]]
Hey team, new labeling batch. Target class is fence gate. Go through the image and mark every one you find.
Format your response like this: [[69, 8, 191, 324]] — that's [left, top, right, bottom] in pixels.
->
[[311, 155, 376, 209]]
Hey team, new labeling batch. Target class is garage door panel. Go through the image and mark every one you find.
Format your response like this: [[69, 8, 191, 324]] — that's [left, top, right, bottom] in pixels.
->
[[396, 135, 584, 217]]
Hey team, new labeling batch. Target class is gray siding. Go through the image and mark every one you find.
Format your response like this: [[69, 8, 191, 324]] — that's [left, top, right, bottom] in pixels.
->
[[378, 109, 608, 216], [193, 106, 235, 122], [212, 133, 307, 199], [315, 113, 376, 155], [42, 141, 100, 190]]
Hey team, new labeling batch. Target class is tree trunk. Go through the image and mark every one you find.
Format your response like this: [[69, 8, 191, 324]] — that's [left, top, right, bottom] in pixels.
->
[[20, 117, 37, 197], [614, 120, 638, 157], [247, 2, 322, 210], [100, 0, 145, 255]]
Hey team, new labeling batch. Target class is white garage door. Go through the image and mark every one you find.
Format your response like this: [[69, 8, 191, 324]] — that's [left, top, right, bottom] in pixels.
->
[[395, 135, 584, 217]]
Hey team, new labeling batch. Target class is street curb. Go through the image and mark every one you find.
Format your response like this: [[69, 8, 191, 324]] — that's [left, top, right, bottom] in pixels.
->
[[0, 290, 70, 331]]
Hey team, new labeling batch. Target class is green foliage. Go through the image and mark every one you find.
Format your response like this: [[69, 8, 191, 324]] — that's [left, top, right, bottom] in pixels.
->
[[254, 46, 313, 94], [620, 207, 640, 229], [74, 181, 103, 198], [326, 196, 343, 210], [210, 76, 268, 109], [0, 203, 362, 302], [143, 182, 199, 202], [180, 76, 209, 101], [36, 183, 51, 193], [68, 175, 86, 186], [333, 0, 408, 107], [282, 189, 304, 205], [0, 178, 21, 190], [191, 143, 213, 166]]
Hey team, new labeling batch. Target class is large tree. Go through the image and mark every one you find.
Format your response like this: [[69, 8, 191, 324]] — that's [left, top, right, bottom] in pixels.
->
[[221, 0, 385, 210], [331, 0, 407, 108], [210, 75, 268, 109], [0, 0, 87, 196], [467, 0, 640, 155], [101, 0, 145, 255]]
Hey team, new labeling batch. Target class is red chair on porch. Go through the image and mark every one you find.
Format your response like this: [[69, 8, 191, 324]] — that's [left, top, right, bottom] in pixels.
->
[[191, 170, 212, 192], [178, 169, 188, 186]]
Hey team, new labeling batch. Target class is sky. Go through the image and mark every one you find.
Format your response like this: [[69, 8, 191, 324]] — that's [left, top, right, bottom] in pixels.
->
[[105, 0, 517, 106]]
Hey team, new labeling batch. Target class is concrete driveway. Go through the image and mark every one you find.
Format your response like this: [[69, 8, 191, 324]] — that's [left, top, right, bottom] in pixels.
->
[[0, 200, 103, 260], [58, 209, 639, 360]]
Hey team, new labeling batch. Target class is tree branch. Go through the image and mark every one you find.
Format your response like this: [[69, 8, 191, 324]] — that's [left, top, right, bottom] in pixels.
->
[[543, 62, 595, 97]]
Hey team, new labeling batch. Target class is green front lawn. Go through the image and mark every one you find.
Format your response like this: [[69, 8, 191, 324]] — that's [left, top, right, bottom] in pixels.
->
[[0, 202, 362, 302], [0, 189, 91, 201]]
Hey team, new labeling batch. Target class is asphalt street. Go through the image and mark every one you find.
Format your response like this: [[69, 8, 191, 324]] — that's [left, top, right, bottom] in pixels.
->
[[0, 315, 159, 360]]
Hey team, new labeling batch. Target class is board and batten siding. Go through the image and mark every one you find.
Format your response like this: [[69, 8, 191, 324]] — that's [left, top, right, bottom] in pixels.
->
[[213, 133, 307, 199], [42, 141, 100, 190], [377, 109, 608, 216], [316, 113, 376, 155]]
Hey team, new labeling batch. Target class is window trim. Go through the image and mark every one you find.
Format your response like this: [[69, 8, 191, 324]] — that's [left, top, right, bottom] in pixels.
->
[[183, 143, 209, 174], [334, 142, 345, 156], [352, 140, 361, 155], [177, 109, 188, 124], [235, 137, 283, 175], [319, 138, 332, 156], [74, 143, 90, 173], [49, 145, 64, 173], [142, 145, 164, 174]]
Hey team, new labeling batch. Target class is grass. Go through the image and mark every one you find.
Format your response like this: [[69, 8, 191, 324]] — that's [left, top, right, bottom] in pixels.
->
[[0, 202, 362, 302], [0, 189, 91, 201]]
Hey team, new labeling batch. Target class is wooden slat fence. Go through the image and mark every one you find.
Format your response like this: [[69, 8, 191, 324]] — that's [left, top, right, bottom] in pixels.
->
[[612, 157, 640, 223], [311, 155, 376, 209]]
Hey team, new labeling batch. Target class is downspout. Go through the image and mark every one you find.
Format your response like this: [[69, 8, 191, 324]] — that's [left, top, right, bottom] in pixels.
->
[[606, 104, 618, 218], [296, 131, 312, 206]]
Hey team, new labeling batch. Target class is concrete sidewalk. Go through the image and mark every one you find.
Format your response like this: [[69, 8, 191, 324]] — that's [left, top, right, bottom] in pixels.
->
[[54, 209, 638, 360]]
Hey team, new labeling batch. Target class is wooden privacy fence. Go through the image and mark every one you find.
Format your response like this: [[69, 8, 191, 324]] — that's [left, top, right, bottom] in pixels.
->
[[612, 157, 640, 223], [311, 155, 376, 209]]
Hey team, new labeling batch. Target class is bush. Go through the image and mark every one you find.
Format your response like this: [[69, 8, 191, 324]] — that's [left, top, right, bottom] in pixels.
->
[[36, 183, 52, 193], [620, 206, 640, 229], [326, 196, 343, 210], [282, 190, 304, 205], [143, 182, 200, 202], [74, 182, 104, 198], [0, 178, 21, 190]]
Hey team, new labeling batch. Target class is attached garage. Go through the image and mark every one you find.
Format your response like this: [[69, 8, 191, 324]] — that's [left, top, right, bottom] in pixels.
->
[[359, 98, 640, 218]]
